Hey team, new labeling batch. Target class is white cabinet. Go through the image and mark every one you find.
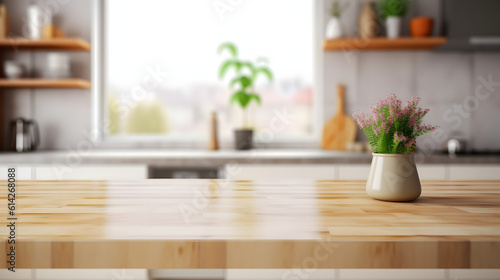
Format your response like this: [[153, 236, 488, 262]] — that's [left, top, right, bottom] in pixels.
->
[[0, 166, 35, 180], [449, 165, 500, 180], [0, 269, 33, 280], [338, 164, 449, 180], [0, 165, 148, 181], [448, 269, 500, 280], [226, 269, 334, 280], [34, 269, 147, 280], [150, 269, 223, 279], [338, 269, 447, 279], [338, 165, 371, 180], [417, 165, 448, 180], [224, 164, 337, 181], [224, 163, 500, 181]]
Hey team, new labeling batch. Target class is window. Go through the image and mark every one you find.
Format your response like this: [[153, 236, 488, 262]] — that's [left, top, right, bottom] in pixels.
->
[[100, 0, 317, 144]]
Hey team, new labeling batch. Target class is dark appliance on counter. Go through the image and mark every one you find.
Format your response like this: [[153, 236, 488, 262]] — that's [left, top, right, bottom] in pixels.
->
[[9, 118, 40, 152], [148, 166, 222, 179], [441, 0, 500, 51]]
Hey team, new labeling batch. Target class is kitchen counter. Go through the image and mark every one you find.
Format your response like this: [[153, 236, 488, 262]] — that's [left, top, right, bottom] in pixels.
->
[[2, 179, 499, 269], [1, 149, 500, 166]]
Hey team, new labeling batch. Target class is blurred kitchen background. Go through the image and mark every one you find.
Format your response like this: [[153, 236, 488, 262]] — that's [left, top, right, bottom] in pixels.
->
[[0, 0, 499, 180], [1, 0, 499, 153], [1, 1, 500, 280]]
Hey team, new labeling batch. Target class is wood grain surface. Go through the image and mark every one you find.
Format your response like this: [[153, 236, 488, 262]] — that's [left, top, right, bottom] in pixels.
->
[[0, 78, 91, 89], [0, 38, 91, 51], [323, 37, 447, 51], [1, 180, 499, 269]]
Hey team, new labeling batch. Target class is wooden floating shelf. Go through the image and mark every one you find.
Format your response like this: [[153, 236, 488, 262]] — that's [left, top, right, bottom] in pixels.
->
[[0, 79, 91, 89], [0, 37, 91, 51], [324, 37, 447, 51]]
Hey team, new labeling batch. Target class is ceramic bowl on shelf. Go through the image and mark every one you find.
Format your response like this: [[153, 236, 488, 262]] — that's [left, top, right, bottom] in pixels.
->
[[4, 61, 24, 79]]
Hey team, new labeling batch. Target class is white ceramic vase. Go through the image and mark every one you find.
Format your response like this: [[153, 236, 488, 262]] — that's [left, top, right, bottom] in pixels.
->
[[386, 16, 402, 39], [325, 17, 342, 39], [366, 153, 421, 202]]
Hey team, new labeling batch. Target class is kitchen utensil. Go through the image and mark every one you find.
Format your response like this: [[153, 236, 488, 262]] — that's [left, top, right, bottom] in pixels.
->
[[9, 118, 40, 152], [4, 61, 23, 79], [447, 138, 466, 156], [322, 84, 357, 150]]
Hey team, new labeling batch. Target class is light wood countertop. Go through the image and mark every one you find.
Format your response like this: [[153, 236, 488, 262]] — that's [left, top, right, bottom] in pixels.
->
[[1, 180, 499, 269]]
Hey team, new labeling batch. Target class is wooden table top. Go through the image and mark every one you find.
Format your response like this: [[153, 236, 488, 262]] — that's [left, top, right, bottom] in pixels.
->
[[1, 180, 499, 269]]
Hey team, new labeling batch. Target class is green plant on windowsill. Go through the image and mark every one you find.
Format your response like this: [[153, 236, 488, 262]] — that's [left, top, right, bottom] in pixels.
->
[[217, 42, 273, 129]]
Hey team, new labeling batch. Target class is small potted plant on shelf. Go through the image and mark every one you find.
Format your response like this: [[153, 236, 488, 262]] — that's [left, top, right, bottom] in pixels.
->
[[217, 42, 273, 150], [353, 95, 437, 202], [379, 0, 408, 39], [325, 0, 349, 39]]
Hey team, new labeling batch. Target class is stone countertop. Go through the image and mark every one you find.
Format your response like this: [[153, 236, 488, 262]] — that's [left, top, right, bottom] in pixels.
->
[[0, 149, 499, 166]]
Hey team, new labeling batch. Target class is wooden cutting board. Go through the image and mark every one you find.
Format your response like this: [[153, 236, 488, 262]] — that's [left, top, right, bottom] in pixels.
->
[[321, 84, 357, 150]]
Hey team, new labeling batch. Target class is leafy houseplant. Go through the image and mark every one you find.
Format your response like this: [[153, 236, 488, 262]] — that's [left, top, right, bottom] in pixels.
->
[[378, 0, 408, 38], [353, 94, 437, 202], [217, 42, 273, 150], [353, 94, 436, 154]]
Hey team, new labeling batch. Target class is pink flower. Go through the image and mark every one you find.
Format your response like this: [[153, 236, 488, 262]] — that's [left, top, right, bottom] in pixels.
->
[[354, 95, 435, 153], [394, 131, 407, 142]]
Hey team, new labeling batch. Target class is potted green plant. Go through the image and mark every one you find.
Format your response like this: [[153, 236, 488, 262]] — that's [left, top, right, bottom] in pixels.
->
[[379, 0, 408, 38], [353, 95, 437, 201], [217, 42, 273, 150], [325, 0, 349, 39]]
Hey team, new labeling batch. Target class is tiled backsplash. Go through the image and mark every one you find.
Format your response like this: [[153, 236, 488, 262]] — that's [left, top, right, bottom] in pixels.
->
[[323, 50, 500, 152]]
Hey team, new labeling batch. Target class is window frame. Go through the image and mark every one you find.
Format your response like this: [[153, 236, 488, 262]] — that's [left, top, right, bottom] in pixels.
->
[[91, 0, 324, 148]]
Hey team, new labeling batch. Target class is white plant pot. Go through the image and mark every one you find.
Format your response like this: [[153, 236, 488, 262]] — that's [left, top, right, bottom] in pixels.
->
[[366, 153, 421, 202], [386, 16, 402, 39], [325, 17, 343, 39]]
